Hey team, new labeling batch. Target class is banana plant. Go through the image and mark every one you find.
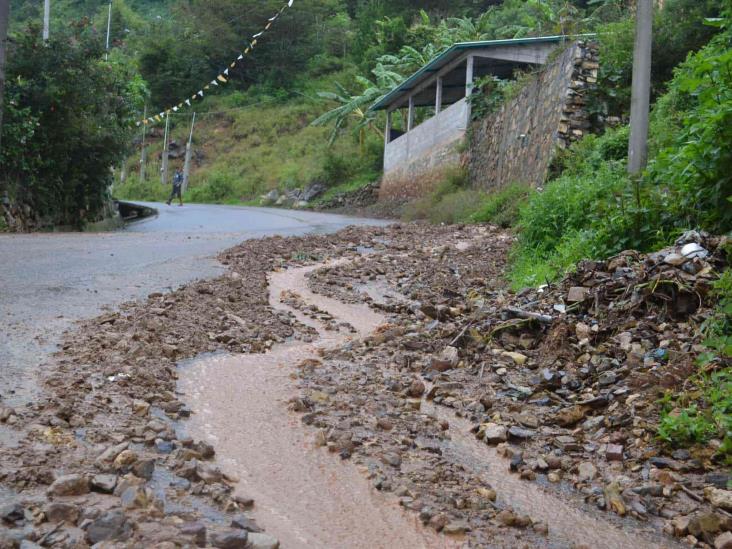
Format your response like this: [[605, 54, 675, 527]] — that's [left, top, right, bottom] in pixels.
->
[[312, 64, 404, 148]]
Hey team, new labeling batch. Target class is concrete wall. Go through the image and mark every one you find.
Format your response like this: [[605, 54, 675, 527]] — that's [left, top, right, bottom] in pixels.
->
[[379, 99, 468, 201], [467, 41, 599, 191]]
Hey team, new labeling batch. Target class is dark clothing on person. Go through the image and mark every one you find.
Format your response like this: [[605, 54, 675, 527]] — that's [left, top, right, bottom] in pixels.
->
[[167, 172, 184, 205]]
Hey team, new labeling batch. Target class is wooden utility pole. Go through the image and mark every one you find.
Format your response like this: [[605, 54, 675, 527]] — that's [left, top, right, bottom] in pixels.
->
[[182, 112, 196, 194], [0, 0, 9, 154], [161, 113, 170, 186], [43, 0, 50, 40], [627, 0, 653, 175]]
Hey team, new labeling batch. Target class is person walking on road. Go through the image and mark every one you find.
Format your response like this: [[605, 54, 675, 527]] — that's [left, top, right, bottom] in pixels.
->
[[167, 169, 184, 207]]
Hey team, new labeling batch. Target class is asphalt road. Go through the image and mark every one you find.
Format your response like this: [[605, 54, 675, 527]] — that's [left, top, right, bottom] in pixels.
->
[[0, 203, 389, 409]]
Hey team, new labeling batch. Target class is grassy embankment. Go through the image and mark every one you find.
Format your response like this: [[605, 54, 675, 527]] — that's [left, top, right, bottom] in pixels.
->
[[114, 70, 382, 207]]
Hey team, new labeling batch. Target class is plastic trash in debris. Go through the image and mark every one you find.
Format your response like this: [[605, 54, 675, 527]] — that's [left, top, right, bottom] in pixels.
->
[[680, 242, 709, 260], [107, 373, 130, 382], [675, 230, 709, 246], [649, 348, 669, 363]]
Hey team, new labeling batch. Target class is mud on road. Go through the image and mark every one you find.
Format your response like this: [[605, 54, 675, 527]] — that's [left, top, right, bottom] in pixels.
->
[[0, 224, 729, 548]]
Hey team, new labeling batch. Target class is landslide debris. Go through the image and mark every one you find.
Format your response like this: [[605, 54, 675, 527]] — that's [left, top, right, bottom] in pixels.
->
[[298, 229, 731, 547], [1, 222, 728, 549]]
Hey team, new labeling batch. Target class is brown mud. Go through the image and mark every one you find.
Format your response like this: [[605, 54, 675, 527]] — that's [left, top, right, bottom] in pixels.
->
[[0, 224, 728, 549]]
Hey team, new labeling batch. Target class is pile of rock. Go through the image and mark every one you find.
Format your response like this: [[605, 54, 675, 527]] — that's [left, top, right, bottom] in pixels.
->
[[260, 182, 327, 209], [297, 226, 730, 546], [317, 181, 380, 211]]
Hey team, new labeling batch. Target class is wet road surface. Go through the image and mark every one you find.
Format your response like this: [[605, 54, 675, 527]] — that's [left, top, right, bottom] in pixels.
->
[[0, 203, 389, 408]]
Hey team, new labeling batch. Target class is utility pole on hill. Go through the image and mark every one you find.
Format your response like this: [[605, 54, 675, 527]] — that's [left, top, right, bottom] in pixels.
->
[[105, 1, 112, 60], [0, 0, 10, 154], [627, 0, 653, 175], [161, 113, 170, 186], [43, 0, 50, 40], [182, 112, 195, 194], [140, 105, 147, 183]]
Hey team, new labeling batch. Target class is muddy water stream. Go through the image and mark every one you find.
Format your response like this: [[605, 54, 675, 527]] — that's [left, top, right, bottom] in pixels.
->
[[179, 261, 671, 549], [179, 264, 449, 548]]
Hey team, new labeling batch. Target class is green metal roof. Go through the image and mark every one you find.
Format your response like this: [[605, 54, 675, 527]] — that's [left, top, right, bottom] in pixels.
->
[[371, 35, 572, 111]]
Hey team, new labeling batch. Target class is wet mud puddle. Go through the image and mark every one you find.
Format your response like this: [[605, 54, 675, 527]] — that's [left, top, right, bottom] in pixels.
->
[[179, 260, 671, 549], [178, 263, 447, 549]]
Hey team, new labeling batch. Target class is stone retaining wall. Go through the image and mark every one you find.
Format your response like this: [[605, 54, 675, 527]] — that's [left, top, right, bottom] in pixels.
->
[[467, 41, 598, 192]]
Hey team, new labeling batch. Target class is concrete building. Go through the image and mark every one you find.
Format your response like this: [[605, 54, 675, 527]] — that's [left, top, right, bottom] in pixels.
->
[[372, 36, 590, 200]]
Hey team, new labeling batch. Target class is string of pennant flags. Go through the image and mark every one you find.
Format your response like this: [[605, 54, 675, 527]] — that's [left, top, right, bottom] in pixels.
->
[[137, 0, 295, 127]]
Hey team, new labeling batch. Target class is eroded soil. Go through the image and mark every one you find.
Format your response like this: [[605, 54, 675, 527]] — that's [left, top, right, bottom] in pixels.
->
[[0, 224, 729, 548]]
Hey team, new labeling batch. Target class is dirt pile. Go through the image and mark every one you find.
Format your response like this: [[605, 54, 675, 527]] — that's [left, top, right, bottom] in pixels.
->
[[0, 227, 392, 548], [1, 223, 728, 548]]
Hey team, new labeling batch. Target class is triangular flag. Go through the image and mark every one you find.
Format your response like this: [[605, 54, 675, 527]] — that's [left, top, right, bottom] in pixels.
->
[[136, 121, 141, 127], [253, 31, 263, 38], [198, 90, 205, 96], [224, 68, 229, 76], [217, 75, 227, 83], [173, 106, 178, 112], [288, 0, 294, 7], [159, 112, 165, 117], [269, 14, 278, 21], [154, 115, 162, 122], [238, 54, 244, 60], [185, 99, 191, 106], [251, 39, 258, 47], [265, 22, 272, 29], [230, 62, 236, 68], [204, 85, 210, 90], [211, 79, 219, 86], [244, 48, 250, 54]]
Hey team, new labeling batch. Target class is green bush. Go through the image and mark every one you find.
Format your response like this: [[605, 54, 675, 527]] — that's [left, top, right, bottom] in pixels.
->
[[648, 21, 732, 234], [590, 0, 725, 118], [658, 268, 730, 464], [402, 167, 480, 224], [0, 23, 144, 229], [470, 183, 531, 228], [187, 173, 236, 203]]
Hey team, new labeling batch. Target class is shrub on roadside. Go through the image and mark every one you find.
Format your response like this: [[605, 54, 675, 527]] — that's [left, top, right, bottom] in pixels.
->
[[402, 167, 480, 224], [470, 183, 531, 228], [658, 268, 732, 464]]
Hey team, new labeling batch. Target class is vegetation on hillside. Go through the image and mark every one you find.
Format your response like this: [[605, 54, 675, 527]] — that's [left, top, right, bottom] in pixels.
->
[[0, 22, 144, 229]]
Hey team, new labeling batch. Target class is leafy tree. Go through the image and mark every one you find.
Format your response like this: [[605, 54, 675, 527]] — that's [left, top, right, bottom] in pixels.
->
[[591, 0, 725, 118], [0, 22, 145, 230], [312, 64, 402, 146]]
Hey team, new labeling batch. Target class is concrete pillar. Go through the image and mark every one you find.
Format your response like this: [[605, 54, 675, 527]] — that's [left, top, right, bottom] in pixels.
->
[[435, 77, 443, 115], [384, 110, 392, 145], [465, 55, 475, 124], [139, 146, 146, 183], [43, 0, 50, 40], [628, 0, 653, 175], [182, 112, 196, 194], [465, 55, 475, 98], [407, 96, 415, 132]]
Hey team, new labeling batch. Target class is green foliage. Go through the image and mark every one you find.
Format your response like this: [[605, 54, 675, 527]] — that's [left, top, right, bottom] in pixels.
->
[[469, 183, 531, 227], [510, 13, 732, 289], [648, 24, 732, 234], [469, 75, 511, 119], [658, 404, 721, 446], [1, 22, 144, 229], [402, 167, 482, 224], [590, 0, 725, 118]]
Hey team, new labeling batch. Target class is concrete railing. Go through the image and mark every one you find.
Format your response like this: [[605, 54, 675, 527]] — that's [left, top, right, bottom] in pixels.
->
[[384, 98, 469, 174]]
